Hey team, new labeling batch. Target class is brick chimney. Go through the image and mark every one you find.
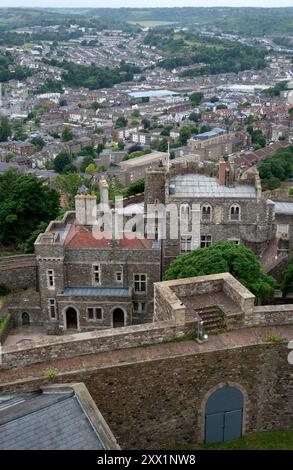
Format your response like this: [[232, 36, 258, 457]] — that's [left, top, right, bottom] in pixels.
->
[[218, 159, 227, 186]]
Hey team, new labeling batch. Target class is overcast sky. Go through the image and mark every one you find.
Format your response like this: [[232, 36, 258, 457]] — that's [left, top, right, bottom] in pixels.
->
[[1, 1, 293, 8]]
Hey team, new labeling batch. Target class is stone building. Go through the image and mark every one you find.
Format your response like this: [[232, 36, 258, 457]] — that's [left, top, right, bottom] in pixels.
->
[[11, 179, 161, 332], [187, 128, 235, 161], [144, 159, 276, 271]]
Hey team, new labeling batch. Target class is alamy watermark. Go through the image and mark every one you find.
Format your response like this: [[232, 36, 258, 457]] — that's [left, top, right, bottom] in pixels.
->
[[89, 198, 200, 241]]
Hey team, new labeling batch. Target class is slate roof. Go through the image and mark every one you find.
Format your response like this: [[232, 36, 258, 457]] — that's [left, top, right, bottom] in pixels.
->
[[0, 390, 104, 450], [273, 201, 293, 215], [62, 287, 131, 297], [170, 174, 256, 199]]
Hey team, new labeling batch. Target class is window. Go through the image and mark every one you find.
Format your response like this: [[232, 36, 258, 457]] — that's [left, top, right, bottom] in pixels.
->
[[133, 302, 147, 313], [47, 269, 55, 289], [180, 203, 190, 220], [134, 274, 147, 293], [201, 235, 212, 248], [87, 307, 103, 321], [230, 204, 241, 221], [181, 235, 192, 253], [202, 204, 212, 222], [229, 238, 240, 245], [93, 265, 100, 285], [116, 271, 123, 283], [48, 299, 56, 320]]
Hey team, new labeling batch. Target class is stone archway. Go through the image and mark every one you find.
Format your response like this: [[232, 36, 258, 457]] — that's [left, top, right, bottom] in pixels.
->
[[65, 307, 78, 330], [22, 312, 30, 326], [204, 385, 244, 444], [112, 308, 125, 328]]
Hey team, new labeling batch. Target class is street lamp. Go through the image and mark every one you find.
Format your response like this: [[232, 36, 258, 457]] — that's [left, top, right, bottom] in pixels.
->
[[197, 320, 204, 340], [197, 320, 208, 343]]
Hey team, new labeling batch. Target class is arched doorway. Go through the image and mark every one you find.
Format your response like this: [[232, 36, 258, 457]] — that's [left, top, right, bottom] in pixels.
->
[[65, 307, 78, 330], [205, 386, 244, 444], [112, 308, 125, 328], [22, 312, 30, 326]]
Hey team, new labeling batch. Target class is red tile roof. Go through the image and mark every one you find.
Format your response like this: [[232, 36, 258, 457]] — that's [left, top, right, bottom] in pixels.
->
[[65, 225, 153, 249]]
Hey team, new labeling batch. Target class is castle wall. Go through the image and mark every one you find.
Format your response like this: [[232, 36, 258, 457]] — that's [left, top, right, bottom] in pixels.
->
[[1, 341, 292, 450], [0, 255, 36, 291]]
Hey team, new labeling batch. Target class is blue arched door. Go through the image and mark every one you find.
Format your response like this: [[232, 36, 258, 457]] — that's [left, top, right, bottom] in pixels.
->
[[205, 386, 244, 444]]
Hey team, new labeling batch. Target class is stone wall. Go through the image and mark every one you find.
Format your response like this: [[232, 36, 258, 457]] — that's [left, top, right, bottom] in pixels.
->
[[1, 320, 196, 369], [1, 342, 292, 450], [252, 305, 293, 326], [0, 255, 36, 290]]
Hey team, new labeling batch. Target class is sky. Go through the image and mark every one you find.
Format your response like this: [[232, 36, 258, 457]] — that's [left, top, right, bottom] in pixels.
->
[[1, 1, 293, 8]]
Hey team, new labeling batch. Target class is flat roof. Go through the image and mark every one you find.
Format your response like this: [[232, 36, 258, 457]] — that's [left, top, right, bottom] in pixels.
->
[[128, 89, 180, 98], [119, 151, 167, 169], [170, 174, 256, 199]]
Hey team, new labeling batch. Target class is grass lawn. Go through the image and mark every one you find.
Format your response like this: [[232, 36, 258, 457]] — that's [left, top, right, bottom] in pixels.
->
[[174, 431, 293, 450]]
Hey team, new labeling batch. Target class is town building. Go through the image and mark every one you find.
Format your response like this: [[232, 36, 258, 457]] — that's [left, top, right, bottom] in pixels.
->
[[187, 128, 235, 161]]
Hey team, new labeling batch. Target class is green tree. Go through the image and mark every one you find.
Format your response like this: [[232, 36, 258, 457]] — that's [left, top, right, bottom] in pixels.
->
[[189, 92, 204, 106], [115, 116, 128, 128], [179, 126, 192, 145], [91, 101, 100, 111], [189, 112, 201, 122], [281, 260, 293, 296], [80, 155, 95, 173], [0, 117, 12, 142], [164, 241, 276, 302], [0, 170, 60, 247], [85, 163, 96, 174], [22, 221, 48, 253], [54, 173, 85, 207], [53, 150, 72, 173], [61, 126, 74, 142], [30, 136, 45, 151], [117, 140, 125, 150], [123, 178, 145, 197]]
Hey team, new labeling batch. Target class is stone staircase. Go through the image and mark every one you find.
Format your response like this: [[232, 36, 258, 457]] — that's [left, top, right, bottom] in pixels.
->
[[197, 306, 227, 335]]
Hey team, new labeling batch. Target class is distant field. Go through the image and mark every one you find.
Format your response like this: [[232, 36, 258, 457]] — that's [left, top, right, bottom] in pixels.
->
[[128, 21, 176, 28]]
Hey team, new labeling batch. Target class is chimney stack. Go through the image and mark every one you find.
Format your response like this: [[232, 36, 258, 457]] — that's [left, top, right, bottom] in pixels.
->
[[75, 194, 97, 226], [218, 159, 227, 186], [99, 179, 109, 207]]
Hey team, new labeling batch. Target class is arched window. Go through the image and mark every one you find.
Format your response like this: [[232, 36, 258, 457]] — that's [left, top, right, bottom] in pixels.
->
[[202, 204, 212, 222], [230, 204, 241, 221], [180, 203, 190, 220]]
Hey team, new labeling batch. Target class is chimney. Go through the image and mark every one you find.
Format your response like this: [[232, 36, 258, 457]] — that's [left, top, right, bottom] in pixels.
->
[[75, 194, 97, 226], [99, 179, 109, 207], [218, 159, 227, 186]]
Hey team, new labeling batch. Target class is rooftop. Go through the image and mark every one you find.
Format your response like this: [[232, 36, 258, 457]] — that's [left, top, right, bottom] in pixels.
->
[[0, 384, 119, 450], [170, 173, 256, 199], [273, 201, 293, 215], [65, 225, 154, 250], [62, 287, 131, 297], [128, 89, 180, 99], [119, 151, 167, 169], [191, 127, 226, 141]]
